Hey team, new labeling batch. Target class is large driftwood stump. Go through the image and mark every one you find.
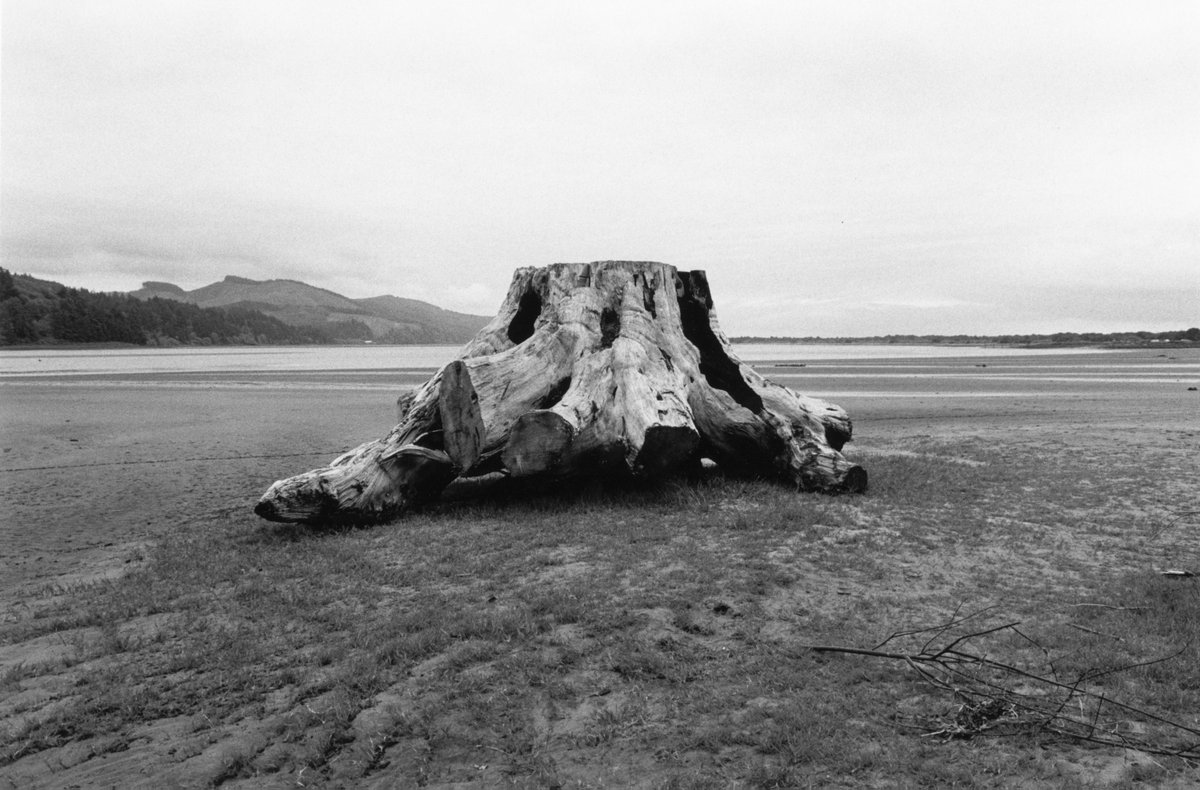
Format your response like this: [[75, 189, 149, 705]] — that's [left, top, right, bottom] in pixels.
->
[[255, 261, 866, 524]]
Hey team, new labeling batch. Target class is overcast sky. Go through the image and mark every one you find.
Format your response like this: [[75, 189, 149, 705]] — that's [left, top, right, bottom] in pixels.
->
[[2, 1, 1197, 336]]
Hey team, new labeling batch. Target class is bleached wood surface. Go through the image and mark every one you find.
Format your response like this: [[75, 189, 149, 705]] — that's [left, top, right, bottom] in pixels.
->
[[255, 261, 865, 524]]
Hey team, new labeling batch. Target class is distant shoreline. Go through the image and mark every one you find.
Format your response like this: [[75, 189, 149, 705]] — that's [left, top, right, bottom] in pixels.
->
[[0, 340, 461, 351], [4, 337, 1199, 352], [732, 337, 1200, 351]]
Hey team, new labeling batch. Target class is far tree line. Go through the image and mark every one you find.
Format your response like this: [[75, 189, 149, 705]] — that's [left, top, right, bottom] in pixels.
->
[[0, 268, 367, 346]]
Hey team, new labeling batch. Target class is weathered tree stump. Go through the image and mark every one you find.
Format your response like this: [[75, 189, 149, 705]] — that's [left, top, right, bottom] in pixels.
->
[[255, 261, 866, 524]]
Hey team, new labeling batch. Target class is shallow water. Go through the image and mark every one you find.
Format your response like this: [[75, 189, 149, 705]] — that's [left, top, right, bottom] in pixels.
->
[[0, 344, 460, 376], [0, 342, 1142, 376], [3, 345, 1194, 402]]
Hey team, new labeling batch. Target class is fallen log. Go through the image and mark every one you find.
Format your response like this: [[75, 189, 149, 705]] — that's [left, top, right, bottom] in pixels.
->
[[255, 261, 866, 524]]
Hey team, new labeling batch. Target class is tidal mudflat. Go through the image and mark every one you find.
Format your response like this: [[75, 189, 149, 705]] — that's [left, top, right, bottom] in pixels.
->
[[2, 348, 1198, 788]]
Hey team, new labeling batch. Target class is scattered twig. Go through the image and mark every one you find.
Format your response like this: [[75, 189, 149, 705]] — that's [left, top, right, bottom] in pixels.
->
[[1066, 623, 1124, 642], [1148, 510, 1200, 577], [1062, 603, 1148, 612], [801, 616, 1200, 760], [1147, 510, 1200, 543], [871, 603, 997, 652]]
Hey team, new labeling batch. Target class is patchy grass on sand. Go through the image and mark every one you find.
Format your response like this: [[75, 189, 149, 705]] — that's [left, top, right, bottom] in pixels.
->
[[2, 354, 1199, 788]]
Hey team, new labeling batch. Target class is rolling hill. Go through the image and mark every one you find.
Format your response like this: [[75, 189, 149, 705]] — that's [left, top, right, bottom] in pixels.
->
[[131, 275, 491, 343], [0, 269, 329, 346]]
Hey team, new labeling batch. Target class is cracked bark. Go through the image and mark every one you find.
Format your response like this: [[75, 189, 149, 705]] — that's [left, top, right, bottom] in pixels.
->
[[255, 261, 866, 524]]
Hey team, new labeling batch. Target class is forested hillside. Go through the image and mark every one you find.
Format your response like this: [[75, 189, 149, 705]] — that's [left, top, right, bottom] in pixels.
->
[[131, 275, 490, 343], [0, 268, 336, 346]]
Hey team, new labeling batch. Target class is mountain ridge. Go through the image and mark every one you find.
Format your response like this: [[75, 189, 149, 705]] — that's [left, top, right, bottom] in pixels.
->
[[0, 268, 331, 346], [130, 275, 491, 343]]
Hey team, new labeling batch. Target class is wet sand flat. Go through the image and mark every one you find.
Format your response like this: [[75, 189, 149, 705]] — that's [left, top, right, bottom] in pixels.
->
[[0, 380, 405, 595], [2, 348, 1199, 788], [2, 349, 1197, 602]]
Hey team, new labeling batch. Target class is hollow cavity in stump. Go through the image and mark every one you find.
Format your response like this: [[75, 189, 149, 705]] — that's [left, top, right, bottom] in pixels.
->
[[255, 261, 866, 525]]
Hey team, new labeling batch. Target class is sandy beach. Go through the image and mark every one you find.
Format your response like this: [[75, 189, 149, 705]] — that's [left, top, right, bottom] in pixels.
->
[[2, 347, 1199, 788], [2, 349, 1196, 601], [1, 379, 406, 595]]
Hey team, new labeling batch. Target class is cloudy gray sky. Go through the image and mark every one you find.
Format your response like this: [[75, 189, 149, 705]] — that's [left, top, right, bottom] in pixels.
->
[[2, 0, 1197, 336]]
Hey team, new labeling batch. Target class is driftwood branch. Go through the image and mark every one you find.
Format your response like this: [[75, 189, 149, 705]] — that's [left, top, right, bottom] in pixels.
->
[[802, 612, 1200, 760]]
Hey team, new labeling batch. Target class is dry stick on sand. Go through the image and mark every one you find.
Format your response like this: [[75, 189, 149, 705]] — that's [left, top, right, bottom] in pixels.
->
[[1062, 604, 1149, 612], [1148, 509, 1200, 577], [800, 612, 1200, 760]]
